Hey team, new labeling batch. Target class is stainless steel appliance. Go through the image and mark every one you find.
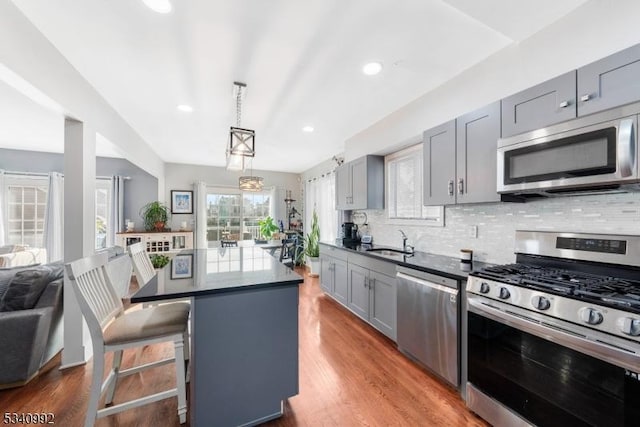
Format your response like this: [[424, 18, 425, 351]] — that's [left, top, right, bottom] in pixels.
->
[[466, 231, 640, 427], [497, 103, 640, 196], [397, 266, 459, 387]]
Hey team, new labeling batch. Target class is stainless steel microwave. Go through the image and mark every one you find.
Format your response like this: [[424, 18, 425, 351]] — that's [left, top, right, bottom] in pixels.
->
[[497, 105, 639, 195]]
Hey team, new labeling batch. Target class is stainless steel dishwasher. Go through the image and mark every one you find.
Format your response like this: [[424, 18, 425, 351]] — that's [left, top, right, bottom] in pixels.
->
[[396, 266, 459, 387]]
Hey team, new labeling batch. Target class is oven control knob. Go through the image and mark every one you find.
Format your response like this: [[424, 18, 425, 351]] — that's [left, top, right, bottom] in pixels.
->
[[619, 317, 640, 336], [498, 287, 510, 300], [531, 296, 550, 311], [580, 308, 603, 325], [479, 282, 490, 294]]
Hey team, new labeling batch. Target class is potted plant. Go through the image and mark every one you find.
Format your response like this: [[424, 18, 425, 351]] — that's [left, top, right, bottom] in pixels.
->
[[257, 216, 279, 243], [305, 210, 320, 277], [149, 254, 170, 269], [140, 201, 170, 232]]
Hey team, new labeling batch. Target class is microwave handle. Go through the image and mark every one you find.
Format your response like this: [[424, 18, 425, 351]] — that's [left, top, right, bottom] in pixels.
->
[[618, 118, 635, 177]]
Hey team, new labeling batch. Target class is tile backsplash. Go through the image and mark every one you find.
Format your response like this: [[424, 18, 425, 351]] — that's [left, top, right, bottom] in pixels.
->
[[361, 192, 640, 265]]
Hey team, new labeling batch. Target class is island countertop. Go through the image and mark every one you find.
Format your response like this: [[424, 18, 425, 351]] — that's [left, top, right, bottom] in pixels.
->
[[131, 247, 304, 303]]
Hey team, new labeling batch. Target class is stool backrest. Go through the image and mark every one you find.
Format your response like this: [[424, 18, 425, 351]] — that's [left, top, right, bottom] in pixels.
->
[[65, 252, 123, 339], [128, 242, 155, 285]]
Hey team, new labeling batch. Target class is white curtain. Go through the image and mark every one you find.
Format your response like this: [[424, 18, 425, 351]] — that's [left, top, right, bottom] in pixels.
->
[[0, 170, 5, 246], [107, 175, 125, 247], [194, 181, 208, 249], [43, 172, 64, 262], [305, 172, 338, 242]]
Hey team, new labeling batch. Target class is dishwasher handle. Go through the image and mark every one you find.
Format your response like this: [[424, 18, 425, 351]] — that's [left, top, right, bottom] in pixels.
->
[[396, 272, 458, 296]]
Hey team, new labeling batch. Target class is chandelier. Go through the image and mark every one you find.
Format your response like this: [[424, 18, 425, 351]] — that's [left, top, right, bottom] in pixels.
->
[[227, 82, 263, 191]]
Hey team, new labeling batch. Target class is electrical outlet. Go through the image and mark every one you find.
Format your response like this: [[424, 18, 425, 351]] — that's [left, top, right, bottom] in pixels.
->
[[469, 225, 478, 238]]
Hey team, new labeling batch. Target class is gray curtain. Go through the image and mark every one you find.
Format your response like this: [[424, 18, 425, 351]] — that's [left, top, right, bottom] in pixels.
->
[[107, 176, 125, 247], [0, 170, 5, 246], [43, 172, 64, 262]]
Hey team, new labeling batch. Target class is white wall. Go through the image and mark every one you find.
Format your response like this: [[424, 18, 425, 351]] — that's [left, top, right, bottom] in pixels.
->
[[344, 0, 640, 161], [0, 0, 164, 181], [164, 163, 301, 231]]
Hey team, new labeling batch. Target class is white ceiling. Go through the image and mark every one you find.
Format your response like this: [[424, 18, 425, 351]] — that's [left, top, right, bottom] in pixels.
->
[[5, 0, 587, 173]]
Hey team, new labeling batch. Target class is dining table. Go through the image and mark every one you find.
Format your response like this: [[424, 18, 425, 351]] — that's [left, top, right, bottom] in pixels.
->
[[131, 244, 303, 426]]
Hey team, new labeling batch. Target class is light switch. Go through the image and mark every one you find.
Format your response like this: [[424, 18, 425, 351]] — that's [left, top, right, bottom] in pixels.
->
[[469, 225, 478, 238]]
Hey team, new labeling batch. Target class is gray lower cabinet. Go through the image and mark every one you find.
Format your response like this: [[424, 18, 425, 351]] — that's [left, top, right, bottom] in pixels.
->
[[423, 102, 501, 206], [335, 155, 384, 210], [347, 262, 396, 340], [320, 254, 347, 305], [578, 43, 640, 117], [501, 71, 577, 138]]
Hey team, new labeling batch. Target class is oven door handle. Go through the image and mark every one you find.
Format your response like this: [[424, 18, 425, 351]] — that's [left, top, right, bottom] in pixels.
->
[[467, 296, 640, 371]]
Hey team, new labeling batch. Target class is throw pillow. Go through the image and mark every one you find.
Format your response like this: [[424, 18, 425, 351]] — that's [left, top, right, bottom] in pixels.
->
[[0, 262, 64, 311], [0, 264, 40, 300]]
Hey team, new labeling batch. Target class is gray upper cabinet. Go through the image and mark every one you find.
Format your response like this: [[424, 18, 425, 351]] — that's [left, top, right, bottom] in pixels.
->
[[423, 120, 456, 206], [501, 71, 577, 138], [456, 101, 501, 204], [335, 155, 384, 210], [578, 44, 640, 117]]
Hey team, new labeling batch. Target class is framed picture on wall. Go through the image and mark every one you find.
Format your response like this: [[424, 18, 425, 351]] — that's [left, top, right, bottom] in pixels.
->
[[171, 254, 193, 279], [171, 190, 193, 214]]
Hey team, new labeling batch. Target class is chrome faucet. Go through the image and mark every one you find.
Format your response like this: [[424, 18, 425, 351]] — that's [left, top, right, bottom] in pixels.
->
[[398, 230, 414, 254]]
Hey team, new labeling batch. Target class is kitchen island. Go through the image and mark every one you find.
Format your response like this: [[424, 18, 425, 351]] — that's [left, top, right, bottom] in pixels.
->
[[131, 247, 303, 427]]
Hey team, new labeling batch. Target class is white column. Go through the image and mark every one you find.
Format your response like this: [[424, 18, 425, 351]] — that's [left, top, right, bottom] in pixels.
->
[[61, 118, 96, 368]]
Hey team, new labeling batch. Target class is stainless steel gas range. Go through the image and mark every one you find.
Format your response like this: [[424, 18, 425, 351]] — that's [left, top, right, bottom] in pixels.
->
[[465, 231, 640, 427]]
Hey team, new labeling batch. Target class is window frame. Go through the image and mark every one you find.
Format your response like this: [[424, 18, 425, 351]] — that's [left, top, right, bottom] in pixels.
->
[[385, 144, 444, 227], [4, 175, 49, 248]]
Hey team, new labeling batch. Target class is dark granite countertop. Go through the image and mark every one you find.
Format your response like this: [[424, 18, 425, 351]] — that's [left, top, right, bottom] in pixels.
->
[[131, 247, 303, 303], [319, 241, 492, 281]]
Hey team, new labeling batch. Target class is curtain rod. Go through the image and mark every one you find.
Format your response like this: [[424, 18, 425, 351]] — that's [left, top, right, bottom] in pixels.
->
[[3, 170, 131, 180]]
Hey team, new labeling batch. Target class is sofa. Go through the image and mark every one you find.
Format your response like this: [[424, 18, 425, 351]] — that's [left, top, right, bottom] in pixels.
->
[[0, 262, 64, 388], [0, 245, 47, 268]]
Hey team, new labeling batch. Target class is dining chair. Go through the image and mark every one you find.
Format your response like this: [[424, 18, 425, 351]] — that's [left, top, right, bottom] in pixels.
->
[[279, 238, 299, 269], [66, 252, 190, 427], [221, 240, 238, 247], [127, 242, 155, 286]]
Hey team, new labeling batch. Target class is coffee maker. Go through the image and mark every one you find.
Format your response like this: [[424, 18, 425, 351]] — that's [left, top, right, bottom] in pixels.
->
[[341, 222, 360, 245]]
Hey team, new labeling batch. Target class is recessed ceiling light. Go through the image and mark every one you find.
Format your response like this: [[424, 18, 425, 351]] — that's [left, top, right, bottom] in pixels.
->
[[302, 126, 314, 133], [142, 0, 172, 14], [177, 104, 193, 113], [362, 62, 383, 76]]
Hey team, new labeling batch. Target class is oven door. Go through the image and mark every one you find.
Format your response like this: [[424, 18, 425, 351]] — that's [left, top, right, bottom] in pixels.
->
[[467, 296, 640, 427], [497, 116, 637, 194]]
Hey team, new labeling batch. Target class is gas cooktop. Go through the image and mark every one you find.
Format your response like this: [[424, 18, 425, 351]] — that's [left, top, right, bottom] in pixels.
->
[[472, 263, 640, 311]]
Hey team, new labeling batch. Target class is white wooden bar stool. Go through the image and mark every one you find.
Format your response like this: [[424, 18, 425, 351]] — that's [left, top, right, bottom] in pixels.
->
[[66, 252, 189, 427], [127, 242, 156, 286]]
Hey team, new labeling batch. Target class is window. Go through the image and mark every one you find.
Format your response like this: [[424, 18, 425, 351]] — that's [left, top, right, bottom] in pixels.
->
[[386, 144, 443, 225], [95, 180, 111, 249], [5, 176, 48, 248], [305, 173, 338, 242], [205, 188, 273, 243]]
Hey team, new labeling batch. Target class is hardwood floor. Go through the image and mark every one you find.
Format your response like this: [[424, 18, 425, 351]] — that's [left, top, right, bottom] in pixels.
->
[[0, 270, 487, 426]]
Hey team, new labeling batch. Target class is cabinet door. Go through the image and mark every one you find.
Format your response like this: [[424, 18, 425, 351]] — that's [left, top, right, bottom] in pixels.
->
[[369, 271, 396, 341], [456, 101, 501, 204], [333, 258, 348, 305], [423, 120, 456, 206], [319, 256, 333, 294], [578, 44, 640, 116], [501, 71, 576, 137], [335, 164, 351, 210], [350, 157, 367, 209], [347, 264, 369, 321]]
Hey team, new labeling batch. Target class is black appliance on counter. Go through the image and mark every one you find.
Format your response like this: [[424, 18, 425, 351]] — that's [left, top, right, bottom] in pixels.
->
[[465, 230, 640, 427], [341, 222, 360, 245]]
